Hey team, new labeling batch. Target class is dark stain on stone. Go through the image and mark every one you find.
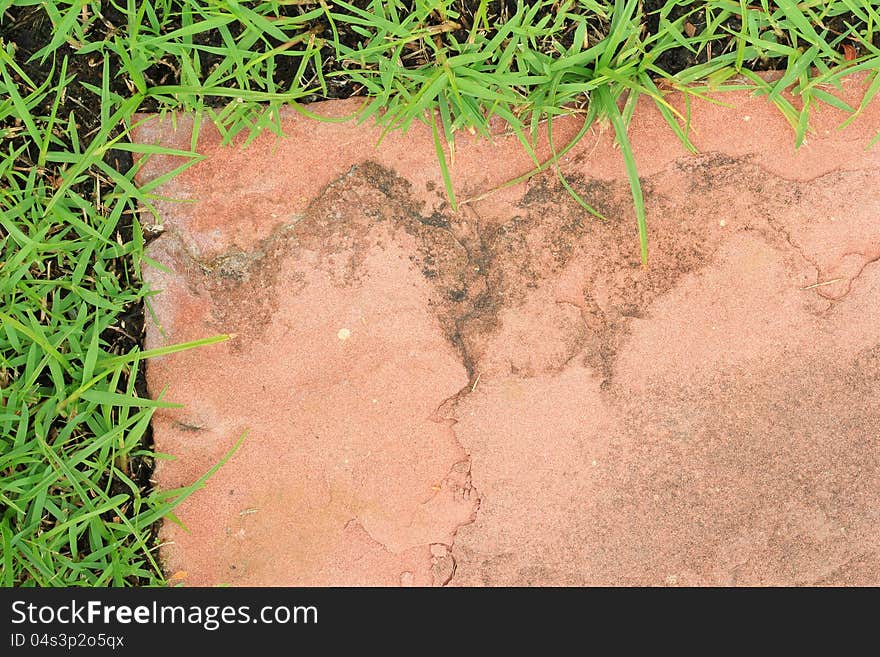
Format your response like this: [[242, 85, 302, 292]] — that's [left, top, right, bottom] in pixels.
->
[[174, 152, 827, 387], [419, 211, 450, 228]]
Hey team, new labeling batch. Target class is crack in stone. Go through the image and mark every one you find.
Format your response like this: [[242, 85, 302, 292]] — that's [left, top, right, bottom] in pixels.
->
[[427, 458, 480, 587], [554, 298, 611, 382], [307, 163, 491, 585], [764, 213, 822, 272], [764, 213, 880, 303], [819, 251, 880, 301]]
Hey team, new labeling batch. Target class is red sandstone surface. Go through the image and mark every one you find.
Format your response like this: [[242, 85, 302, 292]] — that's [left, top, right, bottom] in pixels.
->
[[132, 75, 879, 586]]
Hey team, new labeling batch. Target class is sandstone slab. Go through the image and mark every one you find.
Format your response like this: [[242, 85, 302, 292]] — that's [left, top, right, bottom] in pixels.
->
[[132, 75, 880, 586]]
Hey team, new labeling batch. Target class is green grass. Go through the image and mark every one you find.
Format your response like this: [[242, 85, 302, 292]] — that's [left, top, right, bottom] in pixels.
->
[[1, 0, 878, 586]]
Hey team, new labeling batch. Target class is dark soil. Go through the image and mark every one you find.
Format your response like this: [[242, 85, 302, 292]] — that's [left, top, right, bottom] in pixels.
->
[[0, 0, 874, 584]]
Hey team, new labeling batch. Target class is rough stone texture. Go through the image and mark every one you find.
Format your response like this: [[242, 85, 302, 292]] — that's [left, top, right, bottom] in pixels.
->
[[132, 74, 880, 586]]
